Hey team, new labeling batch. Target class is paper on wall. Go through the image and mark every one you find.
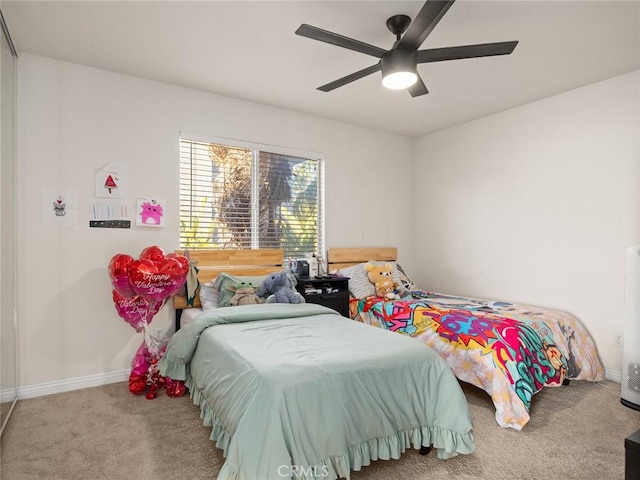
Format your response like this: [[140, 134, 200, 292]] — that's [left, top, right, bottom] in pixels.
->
[[42, 189, 79, 228], [96, 163, 128, 198], [136, 197, 165, 227]]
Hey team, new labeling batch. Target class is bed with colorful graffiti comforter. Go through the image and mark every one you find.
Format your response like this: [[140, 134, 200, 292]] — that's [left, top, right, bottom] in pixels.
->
[[353, 291, 604, 430]]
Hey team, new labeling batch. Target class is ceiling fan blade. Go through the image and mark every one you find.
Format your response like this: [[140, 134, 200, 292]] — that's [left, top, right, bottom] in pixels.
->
[[296, 24, 387, 58], [408, 74, 429, 97], [417, 41, 518, 63], [317, 63, 382, 92], [398, 0, 456, 50]]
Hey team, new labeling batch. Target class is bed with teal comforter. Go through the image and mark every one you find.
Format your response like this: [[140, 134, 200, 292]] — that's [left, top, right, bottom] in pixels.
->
[[159, 303, 475, 480]]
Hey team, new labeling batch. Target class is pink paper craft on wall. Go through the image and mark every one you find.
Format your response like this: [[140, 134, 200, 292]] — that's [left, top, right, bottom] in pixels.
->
[[136, 197, 165, 227]]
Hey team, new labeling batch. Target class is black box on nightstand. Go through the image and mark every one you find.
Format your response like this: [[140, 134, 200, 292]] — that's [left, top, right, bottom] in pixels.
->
[[626, 428, 640, 480]]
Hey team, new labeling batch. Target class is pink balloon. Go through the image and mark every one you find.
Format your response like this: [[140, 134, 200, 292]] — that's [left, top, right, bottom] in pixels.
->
[[129, 338, 183, 398], [130, 337, 168, 377], [108, 253, 136, 298], [128, 256, 189, 303], [112, 290, 162, 331], [130, 340, 151, 378]]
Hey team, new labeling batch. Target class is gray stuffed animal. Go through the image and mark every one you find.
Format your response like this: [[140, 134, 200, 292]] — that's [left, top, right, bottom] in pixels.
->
[[256, 271, 305, 304]]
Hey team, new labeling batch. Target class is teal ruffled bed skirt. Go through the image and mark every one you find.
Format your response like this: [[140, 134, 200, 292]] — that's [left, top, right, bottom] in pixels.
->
[[186, 376, 475, 480]]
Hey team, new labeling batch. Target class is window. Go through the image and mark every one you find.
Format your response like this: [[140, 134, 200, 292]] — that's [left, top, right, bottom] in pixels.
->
[[179, 135, 324, 258]]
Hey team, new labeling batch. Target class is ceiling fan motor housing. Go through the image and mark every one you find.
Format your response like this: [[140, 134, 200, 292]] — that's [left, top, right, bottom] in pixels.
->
[[381, 49, 418, 78]]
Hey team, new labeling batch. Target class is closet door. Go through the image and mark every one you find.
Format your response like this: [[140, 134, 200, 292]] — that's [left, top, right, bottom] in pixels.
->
[[0, 7, 17, 436]]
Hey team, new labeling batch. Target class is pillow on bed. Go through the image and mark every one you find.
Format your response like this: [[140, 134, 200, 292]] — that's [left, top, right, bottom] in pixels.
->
[[396, 263, 420, 291], [339, 262, 416, 299], [198, 281, 220, 310], [338, 263, 377, 299], [214, 272, 298, 307]]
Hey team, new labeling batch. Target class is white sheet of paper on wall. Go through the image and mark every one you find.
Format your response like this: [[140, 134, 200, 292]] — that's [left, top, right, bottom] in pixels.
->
[[89, 199, 132, 228], [42, 189, 79, 228], [136, 197, 165, 227], [96, 163, 128, 198]]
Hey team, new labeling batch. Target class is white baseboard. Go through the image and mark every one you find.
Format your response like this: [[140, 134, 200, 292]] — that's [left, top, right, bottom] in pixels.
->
[[605, 368, 621, 383], [15, 369, 130, 400], [0, 388, 18, 403], [2, 368, 624, 402]]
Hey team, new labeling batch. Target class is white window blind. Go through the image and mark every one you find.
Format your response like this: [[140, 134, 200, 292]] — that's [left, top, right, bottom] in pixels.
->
[[179, 136, 324, 258]]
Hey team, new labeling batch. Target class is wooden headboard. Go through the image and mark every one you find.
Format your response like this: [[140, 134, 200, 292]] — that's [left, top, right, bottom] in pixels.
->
[[173, 249, 284, 310], [327, 247, 397, 270]]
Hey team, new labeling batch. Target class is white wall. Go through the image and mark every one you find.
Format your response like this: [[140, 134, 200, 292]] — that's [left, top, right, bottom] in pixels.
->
[[413, 71, 640, 376], [18, 51, 638, 390], [0, 7, 18, 407], [17, 53, 414, 388]]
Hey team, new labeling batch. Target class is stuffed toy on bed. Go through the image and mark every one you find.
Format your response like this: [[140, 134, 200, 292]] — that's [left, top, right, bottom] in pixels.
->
[[228, 281, 262, 306], [365, 262, 405, 300], [256, 271, 305, 304], [375, 280, 400, 301]]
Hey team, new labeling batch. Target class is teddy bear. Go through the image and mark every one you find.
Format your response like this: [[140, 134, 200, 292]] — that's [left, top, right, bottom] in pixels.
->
[[228, 281, 262, 306], [364, 262, 405, 300], [376, 280, 401, 301], [256, 271, 305, 304]]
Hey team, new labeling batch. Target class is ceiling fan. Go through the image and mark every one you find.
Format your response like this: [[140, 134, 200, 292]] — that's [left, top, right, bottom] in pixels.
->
[[295, 0, 518, 97]]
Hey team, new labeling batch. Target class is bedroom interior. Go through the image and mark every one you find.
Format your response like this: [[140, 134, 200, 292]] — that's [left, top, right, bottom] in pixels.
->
[[1, 0, 639, 479]]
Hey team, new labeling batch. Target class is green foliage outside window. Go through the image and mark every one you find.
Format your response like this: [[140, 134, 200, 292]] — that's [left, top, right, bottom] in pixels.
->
[[179, 139, 323, 257]]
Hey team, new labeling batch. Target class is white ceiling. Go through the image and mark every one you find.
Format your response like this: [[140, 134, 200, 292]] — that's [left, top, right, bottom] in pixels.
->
[[3, 0, 639, 137]]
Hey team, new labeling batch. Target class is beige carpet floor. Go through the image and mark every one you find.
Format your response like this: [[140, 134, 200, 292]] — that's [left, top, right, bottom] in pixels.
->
[[1, 379, 639, 480]]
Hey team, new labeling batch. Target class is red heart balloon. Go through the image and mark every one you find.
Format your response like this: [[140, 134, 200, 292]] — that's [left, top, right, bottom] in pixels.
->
[[166, 378, 186, 398], [128, 374, 147, 395], [108, 253, 136, 298], [168, 252, 190, 271], [127, 256, 189, 303], [112, 290, 162, 331], [139, 245, 166, 263]]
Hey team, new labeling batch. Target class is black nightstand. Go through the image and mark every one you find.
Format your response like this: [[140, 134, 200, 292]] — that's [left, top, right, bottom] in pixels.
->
[[295, 276, 350, 317], [626, 428, 640, 480]]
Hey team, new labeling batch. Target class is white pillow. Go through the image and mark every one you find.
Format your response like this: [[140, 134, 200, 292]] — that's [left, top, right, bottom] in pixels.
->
[[338, 263, 376, 299], [198, 282, 219, 310]]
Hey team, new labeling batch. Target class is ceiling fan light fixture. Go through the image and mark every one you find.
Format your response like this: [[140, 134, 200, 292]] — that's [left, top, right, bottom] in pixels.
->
[[382, 70, 418, 90], [381, 48, 418, 90], [297, 0, 518, 97]]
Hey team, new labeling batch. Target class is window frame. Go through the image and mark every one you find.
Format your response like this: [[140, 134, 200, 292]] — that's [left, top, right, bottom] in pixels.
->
[[179, 132, 325, 259]]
